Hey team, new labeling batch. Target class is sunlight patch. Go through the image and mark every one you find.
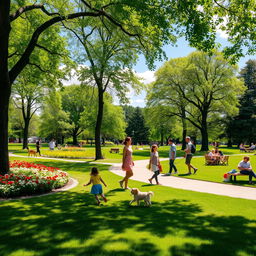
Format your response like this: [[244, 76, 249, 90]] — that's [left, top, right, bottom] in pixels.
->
[[103, 241, 130, 251]]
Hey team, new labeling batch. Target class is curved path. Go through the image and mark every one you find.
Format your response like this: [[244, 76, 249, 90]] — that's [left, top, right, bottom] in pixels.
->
[[9, 153, 256, 200], [110, 158, 256, 201]]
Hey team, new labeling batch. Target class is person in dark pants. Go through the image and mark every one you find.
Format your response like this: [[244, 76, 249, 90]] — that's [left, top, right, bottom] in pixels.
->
[[168, 139, 178, 175], [36, 140, 41, 156], [238, 156, 256, 184], [148, 144, 161, 185], [184, 136, 198, 175]]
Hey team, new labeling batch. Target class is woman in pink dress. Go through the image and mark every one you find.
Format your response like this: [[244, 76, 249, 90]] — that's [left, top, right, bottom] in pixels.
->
[[119, 137, 134, 189]]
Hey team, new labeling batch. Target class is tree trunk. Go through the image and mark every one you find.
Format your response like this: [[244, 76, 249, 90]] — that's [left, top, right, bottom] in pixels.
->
[[102, 137, 105, 146], [72, 128, 78, 145], [181, 108, 187, 150], [227, 139, 232, 148], [0, 86, 11, 175], [22, 118, 30, 149], [200, 115, 209, 151], [0, 1, 11, 175], [160, 130, 164, 146], [95, 88, 104, 159]]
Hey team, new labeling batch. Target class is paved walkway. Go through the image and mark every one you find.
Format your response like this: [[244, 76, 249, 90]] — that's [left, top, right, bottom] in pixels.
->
[[9, 153, 256, 200], [110, 159, 256, 201]]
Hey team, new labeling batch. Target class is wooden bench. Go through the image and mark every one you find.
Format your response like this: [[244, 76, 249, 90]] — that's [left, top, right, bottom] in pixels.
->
[[109, 148, 120, 154], [245, 149, 255, 153], [229, 172, 248, 182], [205, 155, 217, 165], [220, 155, 229, 165]]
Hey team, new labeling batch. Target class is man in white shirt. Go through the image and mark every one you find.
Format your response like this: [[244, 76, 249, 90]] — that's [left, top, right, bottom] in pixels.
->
[[238, 156, 256, 184], [184, 136, 198, 175], [168, 139, 178, 175], [49, 139, 55, 150], [249, 143, 255, 150]]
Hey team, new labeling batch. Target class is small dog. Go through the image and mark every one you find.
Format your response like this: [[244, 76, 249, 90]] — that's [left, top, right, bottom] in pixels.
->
[[28, 148, 37, 157], [130, 188, 154, 206]]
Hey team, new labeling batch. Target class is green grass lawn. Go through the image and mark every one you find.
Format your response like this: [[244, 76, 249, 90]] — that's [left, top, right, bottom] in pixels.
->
[[1, 156, 256, 256], [161, 154, 256, 187]]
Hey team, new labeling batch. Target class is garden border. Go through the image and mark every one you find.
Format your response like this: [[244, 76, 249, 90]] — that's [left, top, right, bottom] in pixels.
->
[[0, 177, 78, 201]]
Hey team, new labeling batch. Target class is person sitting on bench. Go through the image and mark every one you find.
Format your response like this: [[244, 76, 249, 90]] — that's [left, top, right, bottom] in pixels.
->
[[249, 143, 256, 150], [238, 156, 256, 185], [239, 143, 245, 151]]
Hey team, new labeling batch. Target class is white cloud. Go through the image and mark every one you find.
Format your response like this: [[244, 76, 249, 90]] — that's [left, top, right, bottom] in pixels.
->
[[137, 70, 155, 84], [121, 70, 155, 107], [217, 28, 229, 39]]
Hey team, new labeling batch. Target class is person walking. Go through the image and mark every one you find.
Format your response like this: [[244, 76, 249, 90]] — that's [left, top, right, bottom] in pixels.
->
[[184, 136, 198, 175], [168, 139, 178, 175], [36, 139, 41, 156], [119, 137, 134, 189], [148, 144, 161, 185]]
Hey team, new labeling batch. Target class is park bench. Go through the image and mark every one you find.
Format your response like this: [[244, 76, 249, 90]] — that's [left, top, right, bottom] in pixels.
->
[[205, 155, 217, 165], [245, 149, 255, 153], [240, 148, 255, 153], [219, 155, 229, 165], [229, 172, 249, 182], [109, 148, 120, 153]]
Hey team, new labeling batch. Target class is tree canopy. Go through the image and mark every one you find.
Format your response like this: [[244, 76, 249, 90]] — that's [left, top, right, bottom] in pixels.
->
[[226, 60, 256, 145], [1, 0, 255, 173], [147, 51, 245, 151]]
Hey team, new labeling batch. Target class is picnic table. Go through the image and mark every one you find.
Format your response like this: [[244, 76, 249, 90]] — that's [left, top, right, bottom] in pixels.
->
[[205, 155, 229, 165]]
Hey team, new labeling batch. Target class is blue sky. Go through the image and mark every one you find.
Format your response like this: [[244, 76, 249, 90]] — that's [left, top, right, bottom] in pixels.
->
[[130, 35, 255, 107]]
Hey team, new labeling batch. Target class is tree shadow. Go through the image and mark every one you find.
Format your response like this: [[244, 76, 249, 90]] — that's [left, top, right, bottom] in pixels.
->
[[1, 188, 256, 256]]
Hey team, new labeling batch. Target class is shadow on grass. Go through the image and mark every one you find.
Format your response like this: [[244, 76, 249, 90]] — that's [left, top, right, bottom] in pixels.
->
[[178, 173, 192, 177], [0, 189, 256, 256]]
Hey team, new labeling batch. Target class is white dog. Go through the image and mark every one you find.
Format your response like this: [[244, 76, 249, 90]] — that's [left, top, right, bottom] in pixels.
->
[[130, 188, 154, 206]]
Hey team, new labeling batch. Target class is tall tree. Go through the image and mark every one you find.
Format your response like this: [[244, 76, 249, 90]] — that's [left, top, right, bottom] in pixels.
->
[[226, 60, 256, 145], [0, 0, 255, 173], [101, 99, 126, 141], [81, 92, 127, 144], [68, 22, 141, 159], [148, 52, 245, 151], [39, 91, 70, 144], [125, 107, 149, 145], [12, 67, 50, 149], [61, 84, 92, 145], [147, 86, 188, 149], [145, 105, 180, 146]]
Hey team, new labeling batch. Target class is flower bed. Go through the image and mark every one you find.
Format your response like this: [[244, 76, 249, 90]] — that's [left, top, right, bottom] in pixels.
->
[[41, 150, 94, 159], [0, 161, 69, 198], [61, 147, 86, 151]]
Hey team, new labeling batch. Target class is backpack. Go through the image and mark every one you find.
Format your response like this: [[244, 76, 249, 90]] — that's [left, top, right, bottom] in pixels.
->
[[191, 144, 196, 154]]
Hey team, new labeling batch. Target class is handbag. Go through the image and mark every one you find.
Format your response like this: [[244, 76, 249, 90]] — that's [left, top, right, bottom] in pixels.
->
[[158, 163, 163, 172]]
